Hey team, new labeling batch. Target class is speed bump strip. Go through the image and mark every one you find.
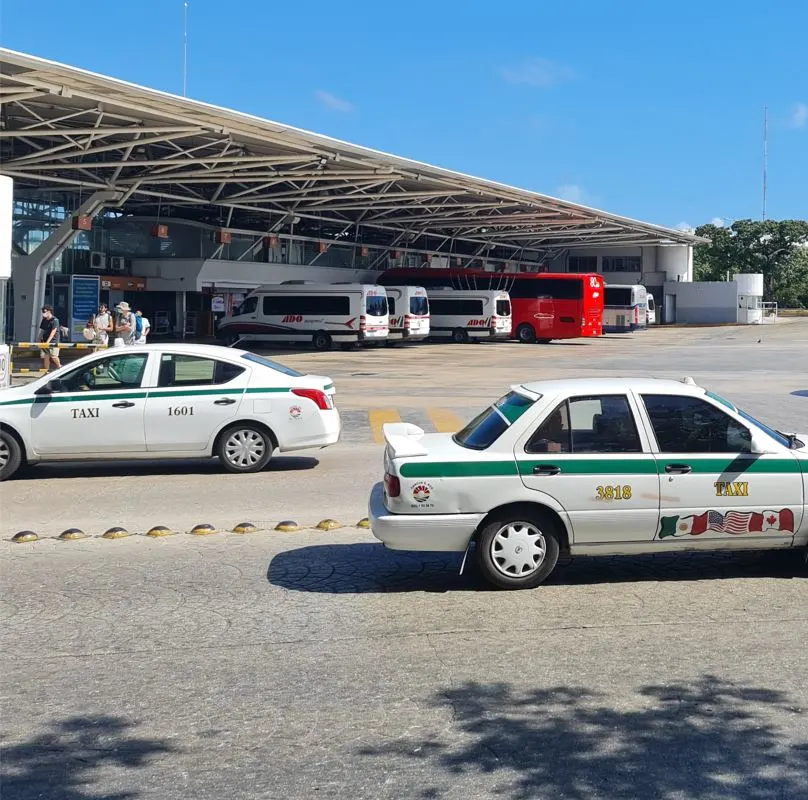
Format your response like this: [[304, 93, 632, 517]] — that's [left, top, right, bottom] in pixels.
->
[[146, 525, 174, 537], [275, 520, 300, 532], [58, 528, 88, 541], [232, 522, 258, 534], [356, 518, 370, 529], [102, 527, 130, 540], [316, 519, 341, 531], [189, 523, 217, 536], [11, 531, 38, 543]]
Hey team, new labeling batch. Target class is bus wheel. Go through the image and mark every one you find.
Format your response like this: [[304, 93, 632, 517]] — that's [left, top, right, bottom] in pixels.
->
[[313, 331, 333, 351], [516, 323, 536, 344], [452, 328, 469, 344]]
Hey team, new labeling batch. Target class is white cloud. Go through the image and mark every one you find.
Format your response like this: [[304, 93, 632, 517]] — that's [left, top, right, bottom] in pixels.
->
[[555, 184, 597, 206], [501, 57, 575, 88], [675, 221, 695, 232], [710, 217, 726, 227], [790, 102, 808, 129], [315, 90, 353, 113]]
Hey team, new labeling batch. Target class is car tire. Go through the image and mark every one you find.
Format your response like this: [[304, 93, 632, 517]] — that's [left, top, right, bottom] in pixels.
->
[[0, 429, 23, 482], [222, 333, 240, 347], [452, 328, 470, 344], [475, 509, 561, 589], [216, 424, 274, 474], [313, 331, 332, 351], [516, 323, 536, 344]]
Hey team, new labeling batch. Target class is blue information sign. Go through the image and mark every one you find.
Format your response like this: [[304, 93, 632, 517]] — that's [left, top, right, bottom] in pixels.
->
[[70, 275, 100, 340]]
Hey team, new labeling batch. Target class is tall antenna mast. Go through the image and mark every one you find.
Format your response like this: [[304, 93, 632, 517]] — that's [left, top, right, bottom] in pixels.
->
[[762, 105, 768, 221], [182, 2, 189, 97]]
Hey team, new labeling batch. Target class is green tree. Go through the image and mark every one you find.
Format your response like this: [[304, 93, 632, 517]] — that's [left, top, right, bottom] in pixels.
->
[[693, 219, 808, 306]]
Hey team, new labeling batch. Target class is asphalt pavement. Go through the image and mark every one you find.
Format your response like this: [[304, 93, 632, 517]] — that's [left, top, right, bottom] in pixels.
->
[[2, 321, 808, 799]]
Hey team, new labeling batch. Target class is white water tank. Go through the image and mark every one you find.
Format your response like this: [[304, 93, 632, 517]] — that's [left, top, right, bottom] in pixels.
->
[[735, 273, 763, 296], [657, 244, 691, 282]]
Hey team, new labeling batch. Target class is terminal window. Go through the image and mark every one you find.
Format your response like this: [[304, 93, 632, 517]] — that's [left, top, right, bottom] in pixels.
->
[[568, 256, 597, 273], [602, 256, 642, 273]]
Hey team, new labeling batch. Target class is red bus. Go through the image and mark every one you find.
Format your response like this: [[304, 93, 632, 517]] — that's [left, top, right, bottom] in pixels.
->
[[378, 269, 604, 343]]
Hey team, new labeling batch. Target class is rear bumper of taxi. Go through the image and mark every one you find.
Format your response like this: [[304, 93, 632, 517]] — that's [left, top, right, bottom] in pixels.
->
[[281, 409, 341, 451], [368, 482, 484, 552]]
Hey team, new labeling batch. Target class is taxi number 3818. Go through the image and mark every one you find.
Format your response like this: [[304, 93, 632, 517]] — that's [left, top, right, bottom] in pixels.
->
[[596, 484, 632, 500], [168, 406, 195, 416]]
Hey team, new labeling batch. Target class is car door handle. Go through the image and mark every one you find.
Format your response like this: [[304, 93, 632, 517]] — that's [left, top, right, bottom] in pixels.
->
[[214, 398, 237, 406], [112, 401, 136, 409], [665, 463, 692, 474], [532, 464, 561, 476]]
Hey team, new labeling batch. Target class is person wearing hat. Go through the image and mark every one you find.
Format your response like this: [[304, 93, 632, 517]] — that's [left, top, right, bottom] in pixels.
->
[[113, 301, 137, 346]]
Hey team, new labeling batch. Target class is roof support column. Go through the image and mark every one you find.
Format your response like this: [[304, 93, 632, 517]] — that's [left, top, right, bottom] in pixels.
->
[[11, 190, 123, 341]]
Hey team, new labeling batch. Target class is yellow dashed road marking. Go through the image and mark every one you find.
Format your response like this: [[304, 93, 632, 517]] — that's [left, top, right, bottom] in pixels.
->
[[426, 408, 465, 433], [368, 408, 401, 444]]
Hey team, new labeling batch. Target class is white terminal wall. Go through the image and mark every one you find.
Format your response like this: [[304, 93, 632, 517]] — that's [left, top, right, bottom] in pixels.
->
[[662, 281, 739, 324]]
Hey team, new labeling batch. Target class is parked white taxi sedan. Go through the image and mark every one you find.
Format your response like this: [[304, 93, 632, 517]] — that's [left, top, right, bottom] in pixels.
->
[[0, 343, 340, 480], [369, 377, 808, 589]]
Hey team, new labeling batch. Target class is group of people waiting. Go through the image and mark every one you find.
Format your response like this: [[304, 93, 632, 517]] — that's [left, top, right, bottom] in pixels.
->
[[38, 300, 151, 373]]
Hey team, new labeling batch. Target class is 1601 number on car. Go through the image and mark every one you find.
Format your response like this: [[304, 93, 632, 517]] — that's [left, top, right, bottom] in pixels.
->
[[168, 406, 195, 416]]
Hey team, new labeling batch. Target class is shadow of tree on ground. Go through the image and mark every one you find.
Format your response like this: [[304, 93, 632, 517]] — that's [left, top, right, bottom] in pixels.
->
[[360, 676, 808, 799], [0, 715, 177, 800]]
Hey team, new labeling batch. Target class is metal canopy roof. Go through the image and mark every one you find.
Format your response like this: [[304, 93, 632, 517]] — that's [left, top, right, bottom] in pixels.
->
[[0, 48, 700, 257]]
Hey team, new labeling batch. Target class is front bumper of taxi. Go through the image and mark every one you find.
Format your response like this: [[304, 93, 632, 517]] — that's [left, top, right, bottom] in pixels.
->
[[368, 482, 484, 552]]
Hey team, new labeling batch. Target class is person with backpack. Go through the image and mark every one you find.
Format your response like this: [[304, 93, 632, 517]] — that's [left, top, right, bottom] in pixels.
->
[[135, 309, 151, 344], [113, 301, 136, 346]]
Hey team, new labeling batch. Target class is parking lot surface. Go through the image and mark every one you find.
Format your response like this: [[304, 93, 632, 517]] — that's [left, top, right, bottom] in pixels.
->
[[2, 321, 807, 799]]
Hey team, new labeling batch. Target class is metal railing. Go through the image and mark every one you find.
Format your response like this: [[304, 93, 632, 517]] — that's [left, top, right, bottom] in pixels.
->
[[760, 302, 778, 323]]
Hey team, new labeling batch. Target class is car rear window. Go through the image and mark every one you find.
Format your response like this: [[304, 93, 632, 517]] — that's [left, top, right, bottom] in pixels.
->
[[454, 391, 537, 450], [366, 295, 388, 316], [496, 299, 511, 317], [240, 353, 303, 377], [410, 296, 429, 316]]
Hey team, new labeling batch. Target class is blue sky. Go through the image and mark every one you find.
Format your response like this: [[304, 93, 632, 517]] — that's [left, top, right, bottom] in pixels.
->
[[1, 0, 806, 229]]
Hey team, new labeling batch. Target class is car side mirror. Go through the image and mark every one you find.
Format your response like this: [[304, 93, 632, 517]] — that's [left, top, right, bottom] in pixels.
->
[[750, 429, 776, 455], [35, 378, 63, 395]]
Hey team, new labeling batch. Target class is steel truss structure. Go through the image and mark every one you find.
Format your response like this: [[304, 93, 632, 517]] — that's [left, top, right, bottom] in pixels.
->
[[0, 49, 699, 260]]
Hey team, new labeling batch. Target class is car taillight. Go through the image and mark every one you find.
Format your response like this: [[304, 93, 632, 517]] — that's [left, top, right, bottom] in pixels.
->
[[384, 472, 401, 497], [359, 315, 367, 331], [291, 387, 330, 410]]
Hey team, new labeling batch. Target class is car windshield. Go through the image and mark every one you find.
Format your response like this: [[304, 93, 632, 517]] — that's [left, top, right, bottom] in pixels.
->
[[453, 391, 538, 450], [240, 353, 303, 377], [705, 390, 793, 448]]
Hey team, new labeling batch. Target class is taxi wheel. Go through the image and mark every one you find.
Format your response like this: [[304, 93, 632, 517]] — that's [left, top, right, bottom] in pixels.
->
[[0, 430, 23, 482], [476, 511, 560, 589], [516, 323, 536, 344], [313, 331, 332, 351], [216, 424, 273, 473]]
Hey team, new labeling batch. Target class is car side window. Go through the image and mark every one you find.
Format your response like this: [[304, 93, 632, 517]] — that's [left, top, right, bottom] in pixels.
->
[[158, 354, 246, 387], [58, 353, 149, 393], [642, 394, 752, 453], [526, 395, 642, 454]]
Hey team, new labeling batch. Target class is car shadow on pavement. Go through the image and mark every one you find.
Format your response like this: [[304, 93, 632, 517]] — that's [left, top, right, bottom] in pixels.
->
[[267, 543, 804, 594], [16, 456, 319, 481], [0, 714, 177, 800], [357, 676, 808, 799], [791, 390, 808, 397]]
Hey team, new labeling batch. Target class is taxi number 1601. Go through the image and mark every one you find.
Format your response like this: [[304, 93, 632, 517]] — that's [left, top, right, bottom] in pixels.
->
[[596, 484, 632, 501], [168, 406, 195, 416]]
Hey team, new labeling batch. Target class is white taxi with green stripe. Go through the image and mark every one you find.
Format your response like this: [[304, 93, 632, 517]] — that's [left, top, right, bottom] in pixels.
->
[[368, 377, 808, 589], [0, 343, 340, 480]]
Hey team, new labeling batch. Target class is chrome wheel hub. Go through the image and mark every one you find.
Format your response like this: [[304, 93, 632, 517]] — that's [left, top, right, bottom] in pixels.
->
[[490, 522, 546, 577], [224, 430, 265, 468]]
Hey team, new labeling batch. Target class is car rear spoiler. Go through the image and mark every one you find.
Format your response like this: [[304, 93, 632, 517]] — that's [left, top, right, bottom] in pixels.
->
[[382, 422, 429, 458]]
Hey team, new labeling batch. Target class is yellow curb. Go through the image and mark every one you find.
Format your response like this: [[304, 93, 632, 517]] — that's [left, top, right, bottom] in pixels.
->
[[316, 519, 341, 531], [58, 528, 88, 541], [274, 520, 300, 532], [102, 527, 131, 540], [232, 522, 258, 534], [356, 518, 370, 529], [11, 531, 39, 543], [189, 523, 217, 536], [145, 525, 175, 538]]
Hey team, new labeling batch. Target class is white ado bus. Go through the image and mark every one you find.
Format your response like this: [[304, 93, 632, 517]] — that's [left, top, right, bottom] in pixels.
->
[[602, 284, 649, 333], [383, 285, 430, 343], [217, 282, 389, 350], [425, 288, 512, 343]]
